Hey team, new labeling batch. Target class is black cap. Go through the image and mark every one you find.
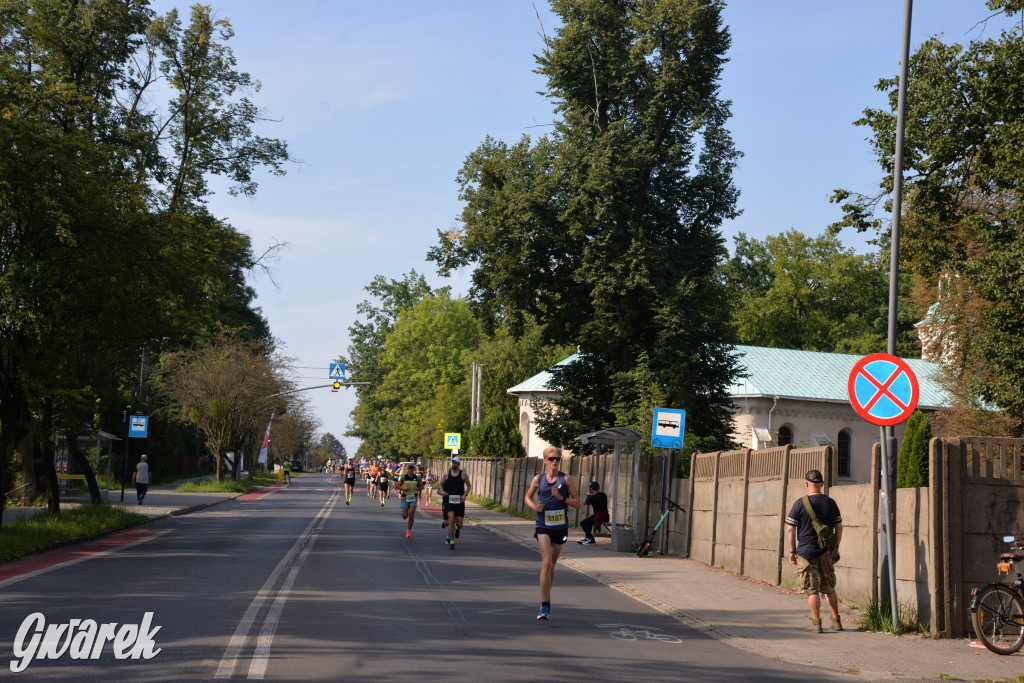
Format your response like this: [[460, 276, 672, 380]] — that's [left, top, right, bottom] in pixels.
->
[[589, 481, 600, 490], [805, 469, 824, 484]]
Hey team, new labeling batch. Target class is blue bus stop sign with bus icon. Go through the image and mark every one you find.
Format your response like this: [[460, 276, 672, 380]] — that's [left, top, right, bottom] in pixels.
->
[[847, 353, 919, 426], [651, 408, 685, 449], [129, 414, 149, 438]]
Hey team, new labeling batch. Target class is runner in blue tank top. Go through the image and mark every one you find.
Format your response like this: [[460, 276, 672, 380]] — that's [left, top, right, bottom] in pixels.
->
[[524, 446, 581, 620]]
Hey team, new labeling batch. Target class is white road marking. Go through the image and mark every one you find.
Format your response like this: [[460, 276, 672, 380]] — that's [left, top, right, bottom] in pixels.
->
[[214, 489, 340, 679]]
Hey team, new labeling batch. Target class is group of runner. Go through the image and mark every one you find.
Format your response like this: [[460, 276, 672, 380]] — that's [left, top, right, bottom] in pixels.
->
[[335, 456, 468, 546], [334, 451, 576, 620]]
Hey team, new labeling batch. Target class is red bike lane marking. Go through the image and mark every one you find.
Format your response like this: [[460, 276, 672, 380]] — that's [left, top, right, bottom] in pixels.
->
[[237, 483, 285, 501], [0, 527, 169, 587]]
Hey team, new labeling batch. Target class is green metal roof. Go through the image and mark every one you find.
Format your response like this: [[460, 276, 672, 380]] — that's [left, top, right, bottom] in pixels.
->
[[508, 346, 952, 410], [506, 354, 578, 394], [729, 345, 951, 409]]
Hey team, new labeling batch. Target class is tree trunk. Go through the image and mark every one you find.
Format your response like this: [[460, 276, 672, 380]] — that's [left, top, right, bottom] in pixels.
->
[[67, 435, 102, 505], [39, 439, 60, 517]]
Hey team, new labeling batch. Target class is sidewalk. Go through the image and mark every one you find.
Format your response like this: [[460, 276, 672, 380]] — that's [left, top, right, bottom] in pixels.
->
[[464, 500, 1024, 682], [1, 476, 243, 524]]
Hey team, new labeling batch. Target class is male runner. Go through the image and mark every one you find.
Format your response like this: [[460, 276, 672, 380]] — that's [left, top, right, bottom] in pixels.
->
[[524, 446, 581, 620], [281, 458, 291, 484], [438, 456, 472, 550], [398, 465, 423, 537], [343, 458, 357, 504]]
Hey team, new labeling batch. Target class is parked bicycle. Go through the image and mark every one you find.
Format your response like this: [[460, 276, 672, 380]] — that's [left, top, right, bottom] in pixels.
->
[[970, 535, 1024, 654], [636, 497, 685, 557]]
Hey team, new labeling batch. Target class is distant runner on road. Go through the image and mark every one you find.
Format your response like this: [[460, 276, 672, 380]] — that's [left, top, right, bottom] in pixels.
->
[[377, 466, 391, 507], [438, 456, 471, 550], [343, 458, 357, 505], [398, 466, 423, 537]]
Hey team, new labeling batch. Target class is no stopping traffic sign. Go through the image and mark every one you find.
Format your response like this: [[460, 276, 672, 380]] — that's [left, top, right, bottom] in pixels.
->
[[847, 353, 920, 426]]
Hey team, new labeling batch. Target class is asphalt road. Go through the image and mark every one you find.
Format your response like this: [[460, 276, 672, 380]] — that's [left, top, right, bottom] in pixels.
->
[[0, 473, 842, 681]]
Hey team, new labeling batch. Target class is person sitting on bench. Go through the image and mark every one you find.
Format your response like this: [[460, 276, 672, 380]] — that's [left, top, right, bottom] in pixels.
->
[[578, 481, 609, 545]]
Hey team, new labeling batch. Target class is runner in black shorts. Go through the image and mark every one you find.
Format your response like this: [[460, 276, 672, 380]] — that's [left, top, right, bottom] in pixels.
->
[[343, 458, 357, 505], [438, 456, 472, 550], [376, 466, 391, 507], [524, 446, 581, 619]]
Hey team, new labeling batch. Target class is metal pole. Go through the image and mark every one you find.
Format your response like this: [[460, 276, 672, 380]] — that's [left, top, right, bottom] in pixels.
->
[[120, 407, 130, 503], [470, 362, 476, 426], [631, 440, 640, 545], [611, 441, 620, 528], [880, 0, 913, 628]]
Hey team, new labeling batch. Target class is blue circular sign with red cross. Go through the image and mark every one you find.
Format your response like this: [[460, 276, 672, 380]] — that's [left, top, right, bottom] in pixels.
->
[[848, 353, 920, 426]]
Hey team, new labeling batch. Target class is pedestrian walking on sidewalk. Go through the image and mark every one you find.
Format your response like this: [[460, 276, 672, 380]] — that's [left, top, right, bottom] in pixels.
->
[[525, 446, 581, 619], [577, 481, 608, 545], [132, 454, 150, 505], [786, 469, 844, 633]]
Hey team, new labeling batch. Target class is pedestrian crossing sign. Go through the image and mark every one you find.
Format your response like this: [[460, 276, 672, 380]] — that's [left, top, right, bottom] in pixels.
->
[[329, 363, 346, 380], [444, 433, 461, 450]]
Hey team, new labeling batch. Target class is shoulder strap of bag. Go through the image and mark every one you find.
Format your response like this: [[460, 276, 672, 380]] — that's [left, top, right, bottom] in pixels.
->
[[802, 494, 824, 527]]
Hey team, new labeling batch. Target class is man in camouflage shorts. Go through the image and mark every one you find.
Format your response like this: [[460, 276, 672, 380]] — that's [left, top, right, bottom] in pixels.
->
[[786, 469, 843, 633]]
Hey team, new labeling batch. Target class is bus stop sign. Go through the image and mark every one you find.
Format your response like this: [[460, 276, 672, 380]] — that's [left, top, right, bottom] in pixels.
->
[[847, 353, 919, 426]]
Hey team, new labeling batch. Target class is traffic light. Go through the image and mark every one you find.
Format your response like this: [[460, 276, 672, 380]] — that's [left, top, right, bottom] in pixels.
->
[[332, 380, 342, 392]]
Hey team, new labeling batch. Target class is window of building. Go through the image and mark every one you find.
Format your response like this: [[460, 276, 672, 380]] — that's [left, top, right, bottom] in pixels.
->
[[777, 425, 793, 446], [838, 430, 852, 478]]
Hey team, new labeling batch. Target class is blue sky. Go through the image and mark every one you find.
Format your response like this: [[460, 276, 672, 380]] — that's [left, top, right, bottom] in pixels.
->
[[148, 1, 1015, 457]]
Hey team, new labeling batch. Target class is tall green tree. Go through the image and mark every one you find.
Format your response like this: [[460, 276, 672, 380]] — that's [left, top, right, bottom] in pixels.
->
[[343, 271, 438, 455], [722, 230, 917, 355], [831, 0, 1024, 428], [429, 0, 741, 443], [156, 332, 292, 481], [0, 1, 287, 519], [371, 293, 480, 458]]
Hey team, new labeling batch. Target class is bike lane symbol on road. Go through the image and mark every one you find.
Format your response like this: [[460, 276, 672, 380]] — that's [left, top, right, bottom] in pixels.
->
[[847, 353, 919, 426]]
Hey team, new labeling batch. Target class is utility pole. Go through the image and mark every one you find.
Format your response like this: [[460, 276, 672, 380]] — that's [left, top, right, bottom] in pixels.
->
[[879, 0, 914, 627]]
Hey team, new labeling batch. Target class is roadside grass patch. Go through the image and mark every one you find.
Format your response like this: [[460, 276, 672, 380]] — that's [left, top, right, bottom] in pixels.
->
[[175, 474, 275, 494], [858, 596, 930, 635], [469, 495, 535, 522], [0, 504, 148, 564]]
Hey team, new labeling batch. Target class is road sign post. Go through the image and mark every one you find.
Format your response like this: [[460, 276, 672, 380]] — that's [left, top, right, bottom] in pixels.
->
[[848, 353, 919, 626]]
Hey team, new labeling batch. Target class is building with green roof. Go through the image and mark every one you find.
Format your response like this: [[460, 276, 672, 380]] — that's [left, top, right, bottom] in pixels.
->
[[508, 345, 952, 485]]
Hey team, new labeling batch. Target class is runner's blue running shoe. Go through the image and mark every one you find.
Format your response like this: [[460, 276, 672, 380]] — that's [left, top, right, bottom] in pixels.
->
[[537, 605, 550, 620]]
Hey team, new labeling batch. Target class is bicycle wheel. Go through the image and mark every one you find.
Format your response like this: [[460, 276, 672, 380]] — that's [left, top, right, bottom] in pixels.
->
[[636, 532, 655, 557], [972, 584, 1024, 655]]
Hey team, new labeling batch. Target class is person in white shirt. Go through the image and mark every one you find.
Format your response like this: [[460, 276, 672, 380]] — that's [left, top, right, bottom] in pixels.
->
[[132, 454, 151, 505]]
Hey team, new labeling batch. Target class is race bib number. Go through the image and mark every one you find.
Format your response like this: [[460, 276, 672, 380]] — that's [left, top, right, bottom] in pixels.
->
[[447, 495, 461, 504], [405, 493, 417, 502], [544, 509, 566, 526]]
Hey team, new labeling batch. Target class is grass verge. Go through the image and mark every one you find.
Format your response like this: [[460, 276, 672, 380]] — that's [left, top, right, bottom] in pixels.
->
[[0, 504, 148, 564], [468, 494, 536, 523], [174, 473, 276, 494]]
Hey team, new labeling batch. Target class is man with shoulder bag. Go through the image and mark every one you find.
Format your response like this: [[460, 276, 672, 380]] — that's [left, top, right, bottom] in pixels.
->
[[785, 469, 843, 633]]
